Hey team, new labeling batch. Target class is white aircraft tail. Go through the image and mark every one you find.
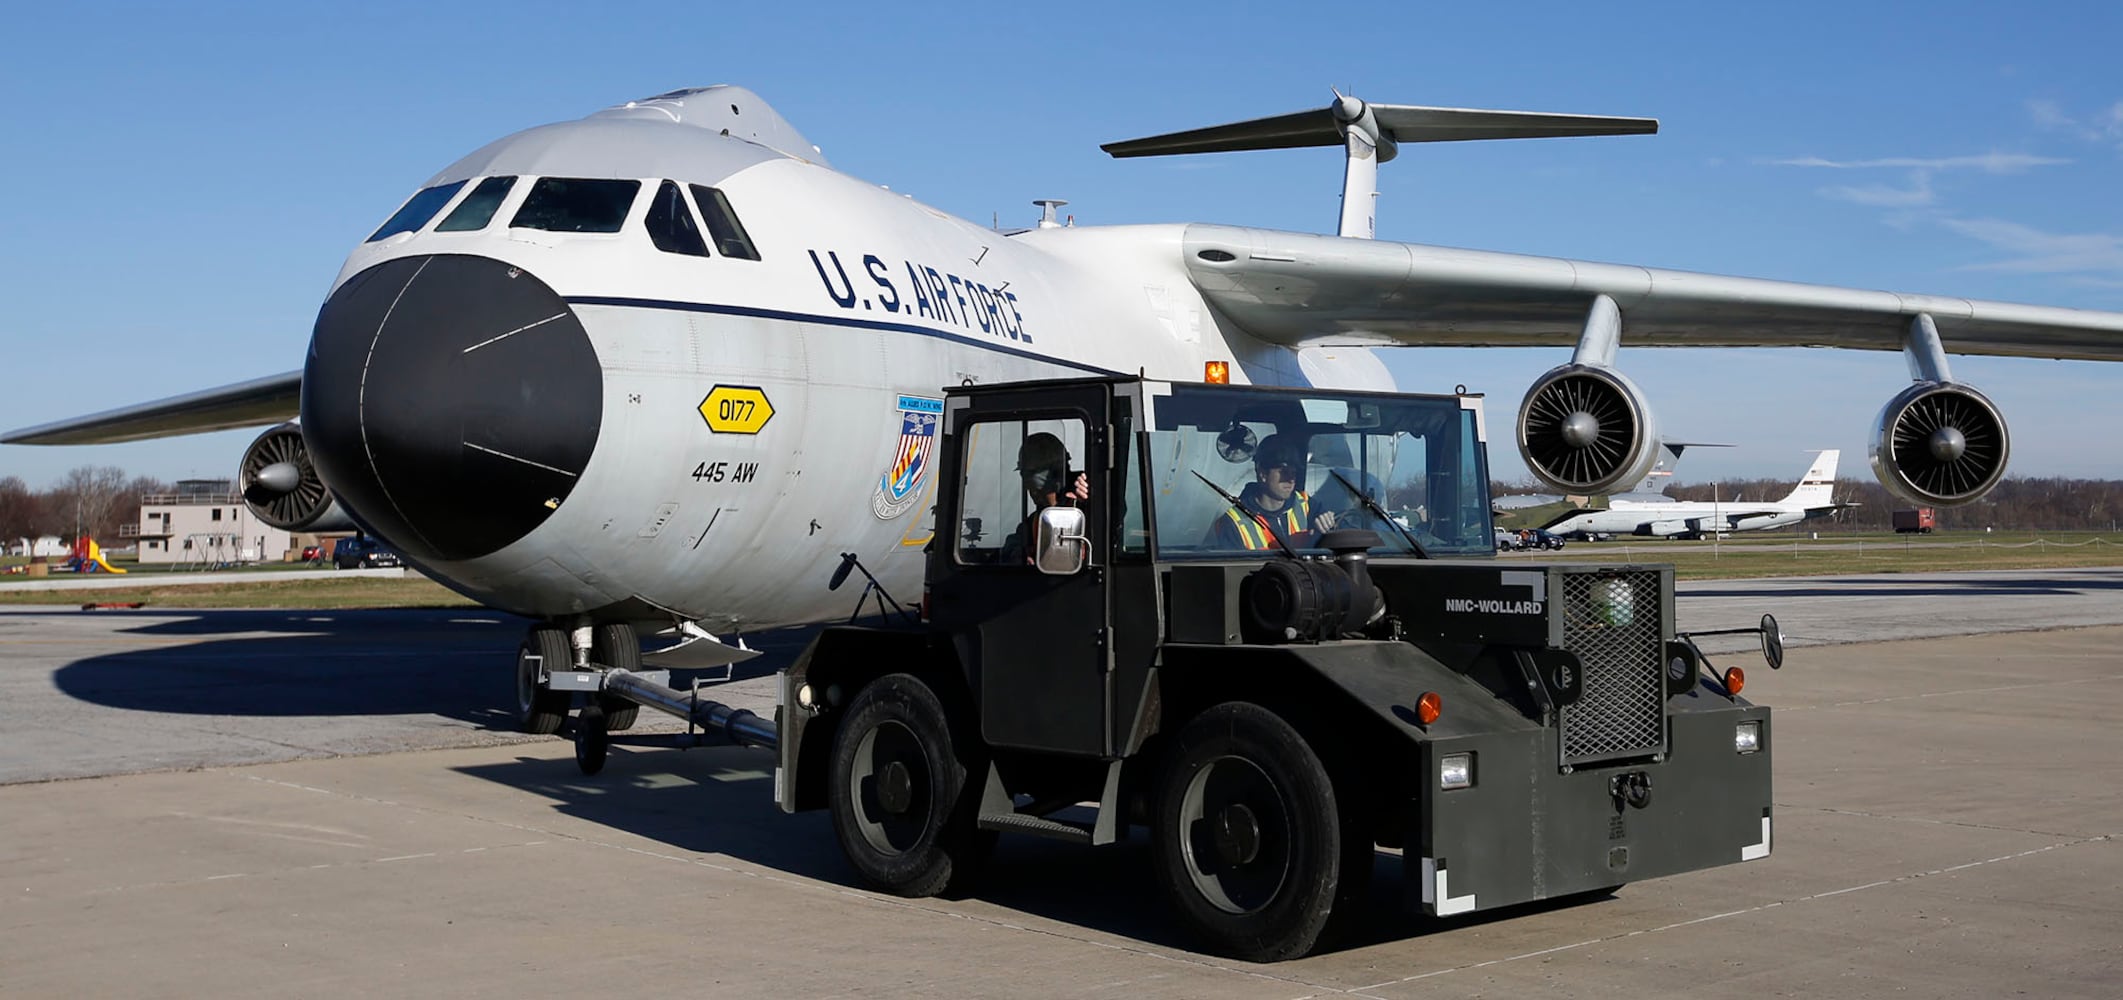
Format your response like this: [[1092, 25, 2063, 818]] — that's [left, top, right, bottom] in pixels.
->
[[1780, 450, 1840, 507], [1625, 440, 1732, 497]]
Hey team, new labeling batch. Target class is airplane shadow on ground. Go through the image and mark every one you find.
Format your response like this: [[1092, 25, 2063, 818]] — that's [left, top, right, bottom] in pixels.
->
[[50, 605, 1618, 956], [451, 742, 1610, 959], [48, 607, 827, 729]]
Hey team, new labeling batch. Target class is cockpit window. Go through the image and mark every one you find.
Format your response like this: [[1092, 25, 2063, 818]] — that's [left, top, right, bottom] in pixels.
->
[[510, 178, 642, 234], [436, 176, 517, 232], [645, 180, 710, 257], [688, 184, 761, 260], [366, 181, 466, 242]]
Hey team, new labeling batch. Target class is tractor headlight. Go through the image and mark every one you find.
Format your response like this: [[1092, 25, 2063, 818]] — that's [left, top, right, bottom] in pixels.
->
[[1735, 720, 1762, 754], [1594, 577, 1636, 628], [1440, 752, 1475, 790]]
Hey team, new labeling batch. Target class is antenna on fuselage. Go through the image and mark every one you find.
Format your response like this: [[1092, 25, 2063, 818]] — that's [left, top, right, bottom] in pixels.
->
[[1034, 199, 1069, 229], [1101, 95, 1657, 239]]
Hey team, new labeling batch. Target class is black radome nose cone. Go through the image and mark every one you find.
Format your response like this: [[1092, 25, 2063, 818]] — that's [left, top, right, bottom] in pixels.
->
[[302, 255, 601, 563]]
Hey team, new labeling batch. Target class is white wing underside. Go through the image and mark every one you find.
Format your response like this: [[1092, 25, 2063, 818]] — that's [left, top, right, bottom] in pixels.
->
[[1181, 224, 2123, 361]]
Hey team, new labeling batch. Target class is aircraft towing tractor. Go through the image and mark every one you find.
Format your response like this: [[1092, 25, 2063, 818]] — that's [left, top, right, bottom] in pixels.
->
[[532, 374, 1785, 961]]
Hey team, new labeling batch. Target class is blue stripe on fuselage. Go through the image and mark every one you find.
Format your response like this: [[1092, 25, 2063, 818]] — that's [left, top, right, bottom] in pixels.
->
[[564, 295, 1124, 375]]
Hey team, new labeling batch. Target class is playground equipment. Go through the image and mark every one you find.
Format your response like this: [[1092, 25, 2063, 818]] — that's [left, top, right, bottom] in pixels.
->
[[65, 536, 126, 574]]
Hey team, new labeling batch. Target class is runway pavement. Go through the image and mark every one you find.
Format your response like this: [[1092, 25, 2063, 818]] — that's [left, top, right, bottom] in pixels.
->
[[2, 568, 2119, 997]]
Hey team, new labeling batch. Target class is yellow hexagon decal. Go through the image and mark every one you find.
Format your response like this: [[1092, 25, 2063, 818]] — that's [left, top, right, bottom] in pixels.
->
[[699, 385, 775, 433]]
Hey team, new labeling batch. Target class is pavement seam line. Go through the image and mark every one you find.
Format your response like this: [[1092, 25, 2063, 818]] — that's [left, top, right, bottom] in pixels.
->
[[592, 841, 1363, 997], [48, 840, 553, 900], [1771, 672, 2123, 712], [1781, 803, 2096, 840], [224, 773, 1367, 998], [1353, 832, 2113, 992]]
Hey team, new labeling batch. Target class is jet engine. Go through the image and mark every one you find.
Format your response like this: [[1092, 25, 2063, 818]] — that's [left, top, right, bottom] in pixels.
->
[[1516, 364, 1662, 495], [1868, 382, 2010, 506], [238, 423, 355, 532]]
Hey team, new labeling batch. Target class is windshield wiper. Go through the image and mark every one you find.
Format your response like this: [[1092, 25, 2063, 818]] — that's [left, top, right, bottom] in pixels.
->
[[1327, 469, 1428, 558], [1191, 471, 1298, 559]]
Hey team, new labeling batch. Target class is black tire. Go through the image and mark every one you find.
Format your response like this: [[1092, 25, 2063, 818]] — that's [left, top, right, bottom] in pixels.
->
[[826, 673, 984, 898], [515, 627, 572, 735], [591, 623, 640, 732], [575, 703, 610, 775], [1152, 701, 1345, 962]]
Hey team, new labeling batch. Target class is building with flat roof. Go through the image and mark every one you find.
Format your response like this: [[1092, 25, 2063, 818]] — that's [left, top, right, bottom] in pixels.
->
[[125, 479, 291, 566]]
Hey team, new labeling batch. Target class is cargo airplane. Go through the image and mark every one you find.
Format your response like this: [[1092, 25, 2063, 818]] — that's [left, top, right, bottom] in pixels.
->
[[1542, 449, 1851, 539], [8, 85, 2122, 732]]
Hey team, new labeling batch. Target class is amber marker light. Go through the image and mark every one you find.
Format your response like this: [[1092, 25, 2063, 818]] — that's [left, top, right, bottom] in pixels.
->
[[1204, 360, 1230, 384], [1416, 691, 1442, 726], [1723, 666, 1746, 695]]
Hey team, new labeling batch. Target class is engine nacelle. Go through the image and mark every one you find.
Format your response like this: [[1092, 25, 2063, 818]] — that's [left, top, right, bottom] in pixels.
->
[[238, 423, 355, 532], [1516, 364, 1661, 495], [1869, 382, 2010, 507]]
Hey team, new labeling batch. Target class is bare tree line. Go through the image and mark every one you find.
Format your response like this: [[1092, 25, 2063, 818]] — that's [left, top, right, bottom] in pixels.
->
[[1, 467, 176, 547], [8, 462, 2121, 549], [1680, 476, 2123, 533]]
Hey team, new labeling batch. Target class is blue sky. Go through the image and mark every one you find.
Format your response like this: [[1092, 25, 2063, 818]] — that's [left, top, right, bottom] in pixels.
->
[[2, 1, 2118, 492]]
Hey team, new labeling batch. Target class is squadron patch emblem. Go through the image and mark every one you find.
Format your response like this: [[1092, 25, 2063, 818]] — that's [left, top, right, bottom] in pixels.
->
[[872, 394, 943, 520]]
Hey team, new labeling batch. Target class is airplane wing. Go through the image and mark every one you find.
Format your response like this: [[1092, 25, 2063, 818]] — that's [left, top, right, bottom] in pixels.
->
[[1179, 224, 2123, 360], [1, 371, 302, 445], [1535, 508, 1602, 530]]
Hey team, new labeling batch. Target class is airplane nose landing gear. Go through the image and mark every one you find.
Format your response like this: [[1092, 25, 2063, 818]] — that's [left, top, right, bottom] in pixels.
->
[[301, 254, 603, 563]]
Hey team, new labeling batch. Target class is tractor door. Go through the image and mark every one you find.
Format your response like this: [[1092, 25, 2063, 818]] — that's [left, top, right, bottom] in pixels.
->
[[933, 382, 1112, 756]]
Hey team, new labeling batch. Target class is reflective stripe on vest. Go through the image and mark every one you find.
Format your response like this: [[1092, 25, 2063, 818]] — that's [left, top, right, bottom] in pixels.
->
[[1223, 493, 1307, 549]]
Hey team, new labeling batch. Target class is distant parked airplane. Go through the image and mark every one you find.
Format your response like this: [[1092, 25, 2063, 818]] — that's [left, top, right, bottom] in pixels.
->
[[1493, 439, 1731, 509], [1542, 450, 1851, 539]]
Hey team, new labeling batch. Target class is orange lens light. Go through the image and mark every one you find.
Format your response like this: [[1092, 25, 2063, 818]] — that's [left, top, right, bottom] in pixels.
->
[[1416, 691, 1442, 726], [1204, 360, 1230, 384], [1723, 666, 1746, 695]]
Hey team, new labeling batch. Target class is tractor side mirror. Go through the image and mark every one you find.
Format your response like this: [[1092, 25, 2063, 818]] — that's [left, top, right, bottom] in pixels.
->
[[1034, 506, 1089, 575]]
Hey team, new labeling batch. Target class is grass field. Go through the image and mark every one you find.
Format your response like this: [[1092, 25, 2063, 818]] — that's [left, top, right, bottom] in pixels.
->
[[0, 575, 480, 609], [2, 531, 2117, 609]]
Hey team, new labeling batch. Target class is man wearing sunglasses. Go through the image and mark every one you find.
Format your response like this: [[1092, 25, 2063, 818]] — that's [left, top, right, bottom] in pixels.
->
[[1202, 434, 1338, 550], [1001, 431, 1091, 565]]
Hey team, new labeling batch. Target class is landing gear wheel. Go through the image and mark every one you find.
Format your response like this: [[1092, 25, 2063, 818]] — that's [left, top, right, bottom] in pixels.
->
[[515, 627, 572, 735], [1153, 701, 1344, 963], [575, 703, 609, 775], [591, 623, 640, 731], [827, 673, 983, 898]]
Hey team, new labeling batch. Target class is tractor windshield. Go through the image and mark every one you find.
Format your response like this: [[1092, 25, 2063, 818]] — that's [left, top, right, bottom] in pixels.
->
[[1128, 383, 1495, 559]]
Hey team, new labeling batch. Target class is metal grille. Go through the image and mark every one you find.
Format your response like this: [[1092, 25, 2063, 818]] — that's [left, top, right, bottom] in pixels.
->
[[1558, 569, 1666, 764]]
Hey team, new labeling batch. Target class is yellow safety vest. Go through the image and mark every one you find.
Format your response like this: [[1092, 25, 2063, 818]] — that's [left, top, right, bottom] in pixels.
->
[[1223, 492, 1309, 549]]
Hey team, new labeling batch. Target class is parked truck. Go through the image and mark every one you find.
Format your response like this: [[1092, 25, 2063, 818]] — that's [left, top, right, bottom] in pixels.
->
[[1893, 507, 1938, 533], [552, 376, 1784, 961]]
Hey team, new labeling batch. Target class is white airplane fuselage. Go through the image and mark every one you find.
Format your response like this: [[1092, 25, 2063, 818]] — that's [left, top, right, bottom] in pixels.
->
[[1546, 501, 1817, 539], [1543, 450, 1841, 539], [301, 90, 1390, 631]]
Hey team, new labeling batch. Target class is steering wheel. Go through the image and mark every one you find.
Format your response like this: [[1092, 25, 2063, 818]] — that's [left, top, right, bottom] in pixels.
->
[[1316, 507, 1366, 532]]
